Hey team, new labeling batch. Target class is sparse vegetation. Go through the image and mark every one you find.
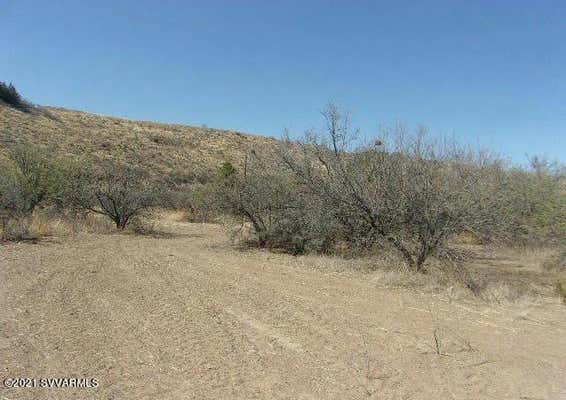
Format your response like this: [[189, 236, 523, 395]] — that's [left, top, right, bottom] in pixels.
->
[[0, 104, 563, 303], [212, 105, 565, 273], [1, 101, 565, 400]]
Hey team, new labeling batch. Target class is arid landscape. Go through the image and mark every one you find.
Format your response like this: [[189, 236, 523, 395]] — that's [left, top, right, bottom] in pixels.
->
[[1, 84, 566, 399], [1, 216, 565, 400], [3, 2, 566, 399]]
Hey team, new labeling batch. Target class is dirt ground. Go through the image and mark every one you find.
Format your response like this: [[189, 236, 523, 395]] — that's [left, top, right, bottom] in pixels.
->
[[1, 221, 565, 400]]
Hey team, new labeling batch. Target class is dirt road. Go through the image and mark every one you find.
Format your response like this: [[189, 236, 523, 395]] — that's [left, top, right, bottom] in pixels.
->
[[1, 222, 565, 399]]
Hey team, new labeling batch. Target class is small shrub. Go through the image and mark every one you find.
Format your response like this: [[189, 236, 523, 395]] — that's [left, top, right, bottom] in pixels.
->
[[59, 162, 165, 230], [0, 145, 50, 239], [212, 155, 340, 254], [149, 134, 186, 146], [219, 161, 237, 178], [7, 145, 50, 214], [186, 183, 220, 223], [0, 162, 25, 223]]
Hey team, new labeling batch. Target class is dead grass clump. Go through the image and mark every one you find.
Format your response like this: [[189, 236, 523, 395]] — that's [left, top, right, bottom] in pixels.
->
[[0, 217, 38, 242], [542, 250, 566, 272], [452, 230, 483, 245], [0, 212, 75, 242], [557, 278, 566, 304], [75, 213, 115, 233], [478, 281, 526, 304], [28, 212, 75, 237], [362, 252, 466, 294], [489, 245, 562, 272], [367, 252, 560, 304], [372, 269, 438, 289], [160, 209, 192, 223], [127, 218, 173, 238]]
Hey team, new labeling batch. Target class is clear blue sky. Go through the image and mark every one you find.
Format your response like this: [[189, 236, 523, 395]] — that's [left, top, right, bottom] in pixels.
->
[[2, 0, 565, 163]]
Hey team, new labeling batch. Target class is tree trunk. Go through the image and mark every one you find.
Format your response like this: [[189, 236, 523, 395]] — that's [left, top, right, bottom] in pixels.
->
[[113, 215, 128, 230], [385, 236, 422, 272]]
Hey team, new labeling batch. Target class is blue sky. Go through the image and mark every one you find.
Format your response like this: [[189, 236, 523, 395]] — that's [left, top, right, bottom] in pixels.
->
[[2, 0, 565, 163]]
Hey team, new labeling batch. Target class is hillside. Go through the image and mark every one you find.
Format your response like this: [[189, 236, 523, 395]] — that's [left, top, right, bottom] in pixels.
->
[[0, 103, 279, 183]]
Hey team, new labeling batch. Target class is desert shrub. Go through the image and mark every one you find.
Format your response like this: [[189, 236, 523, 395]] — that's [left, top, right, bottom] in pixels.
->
[[506, 157, 566, 243], [0, 145, 52, 240], [185, 183, 221, 222], [208, 105, 565, 269], [0, 164, 26, 239], [0, 81, 33, 112], [46, 157, 93, 211], [59, 162, 165, 230], [278, 105, 517, 271], [213, 154, 293, 247], [6, 145, 50, 214], [126, 217, 173, 237], [212, 155, 341, 254], [0, 162, 25, 217], [163, 183, 217, 223]]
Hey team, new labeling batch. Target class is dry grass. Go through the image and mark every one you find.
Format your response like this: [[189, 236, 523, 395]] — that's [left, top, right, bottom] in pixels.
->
[[0, 211, 119, 242], [0, 213, 70, 242], [0, 104, 279, 180], [222, 220, 564, 305], [27, 212, 76, 237], [13, 209, 560, 307], [159, 209, 192, 223], [76, 213, 116, 233]]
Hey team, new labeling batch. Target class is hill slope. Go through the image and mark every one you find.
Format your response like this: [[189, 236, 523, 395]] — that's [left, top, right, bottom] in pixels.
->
[[0, 104, 278, 182]]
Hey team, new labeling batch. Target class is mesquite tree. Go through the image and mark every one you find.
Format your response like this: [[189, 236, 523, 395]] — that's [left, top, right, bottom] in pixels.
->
[[280, 105, 510, 271], [61, 163, 162, 230]]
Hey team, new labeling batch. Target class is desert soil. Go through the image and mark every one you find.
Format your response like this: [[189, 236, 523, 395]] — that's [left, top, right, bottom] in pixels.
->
[[1, 221, 565, 400]]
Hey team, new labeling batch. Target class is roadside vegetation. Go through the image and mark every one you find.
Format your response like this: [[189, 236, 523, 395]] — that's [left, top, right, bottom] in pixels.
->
[[1, 99, 564, 301], [210, 106, 565, 268]]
